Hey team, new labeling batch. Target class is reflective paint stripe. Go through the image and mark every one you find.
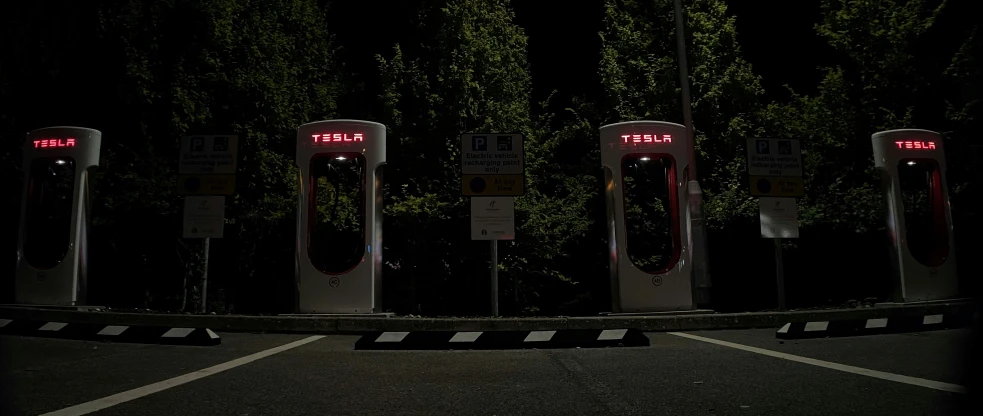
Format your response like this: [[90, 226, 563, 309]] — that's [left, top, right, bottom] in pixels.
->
[[523, 331, 556, 342], [449, 332, 482, 343], [206, 329, 220, 339], [39, 322, 68, 331], [777, 323, 791, 334], [804, 321, 828, 332], [597, 329, 628, 341], [670, 332, 966, 394], [923, 315, 943, 325], [97, 326, 128, 336], [865, 318, 888, 329], [0, 319, 11, 328], [376, 332, 409, 342], [40, 335, 325, 416], [161, 328, 194, 338]]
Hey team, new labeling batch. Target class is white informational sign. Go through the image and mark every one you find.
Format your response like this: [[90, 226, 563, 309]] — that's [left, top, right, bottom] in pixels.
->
[[471, 197, 515, 240], [183, 196, 226, 239], [179, 135, 239, 175], [461, 134, 525, 175], [747, 138, 802, 177], [759, 197, 799, 239]]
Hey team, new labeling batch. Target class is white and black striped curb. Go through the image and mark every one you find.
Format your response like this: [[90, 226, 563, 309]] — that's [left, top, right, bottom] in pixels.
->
[[775, 313, 974, 340], [0, 319, 221, 346], [354, 329, 649, 350]]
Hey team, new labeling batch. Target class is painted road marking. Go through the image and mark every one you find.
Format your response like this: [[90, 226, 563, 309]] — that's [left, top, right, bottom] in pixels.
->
[[39, 322, 68, 331], [524, 331, 556, 342], [865, 318, 888, 329], [39, 335, 325, 416], [803, 321, 828, 332], [449, 332, 482, 342], [161, 328, 195, 338], [597, 329, 628, 341], [376, 332, 409, 342], [669, 332, 965, 394], [96, 326, 128, 336]]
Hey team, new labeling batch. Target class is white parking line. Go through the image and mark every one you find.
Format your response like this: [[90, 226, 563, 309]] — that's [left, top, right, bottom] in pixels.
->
[[40, 335, 325, 416], [668, 332, 965, 394]]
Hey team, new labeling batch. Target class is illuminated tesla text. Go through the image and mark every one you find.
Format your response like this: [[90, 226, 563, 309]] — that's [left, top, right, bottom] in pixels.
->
[[312, 133, 364, 144], [34, 138, 76, 148], [895, 141, 936, 150], [622, 134, 672, 144]]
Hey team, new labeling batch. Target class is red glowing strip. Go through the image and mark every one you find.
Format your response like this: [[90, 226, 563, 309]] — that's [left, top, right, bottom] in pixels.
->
[[621, 134, 672, 144], [33, 138, 76, 148], [311, 133, 365, 144], [894, 140, 936, 150]]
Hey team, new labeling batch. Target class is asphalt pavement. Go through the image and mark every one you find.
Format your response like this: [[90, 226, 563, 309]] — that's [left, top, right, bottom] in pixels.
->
[[1, 328, 975, 416]]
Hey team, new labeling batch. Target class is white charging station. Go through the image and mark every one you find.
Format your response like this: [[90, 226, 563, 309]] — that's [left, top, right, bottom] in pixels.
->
[[600, 121, 693, 312], [872, 129, 958, 302], [16, 126, 101, 306], [295, 120, 385, 313]]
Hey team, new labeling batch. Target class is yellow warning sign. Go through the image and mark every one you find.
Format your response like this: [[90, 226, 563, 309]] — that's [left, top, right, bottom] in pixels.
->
[[749, 176, 804, 197], [178, 174, 237, 195], [462, 174, 524, 196]]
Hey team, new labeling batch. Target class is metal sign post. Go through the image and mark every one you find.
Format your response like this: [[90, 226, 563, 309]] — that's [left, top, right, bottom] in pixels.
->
[[461, 134, 524, 317], [183, 195, 225, 313], [201, 237, 211, 313], [774, 238, 786, 310], [759, 197, 799, 311], [470, 196, 515, 317], [179, 135, 238, 314], [672, 0, 713, 308], [748, 137, 803, 311], [490, 240, 499, 317]]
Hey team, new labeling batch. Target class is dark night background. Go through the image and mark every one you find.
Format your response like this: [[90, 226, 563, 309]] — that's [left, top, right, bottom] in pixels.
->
[[0, 0, 979, 316]]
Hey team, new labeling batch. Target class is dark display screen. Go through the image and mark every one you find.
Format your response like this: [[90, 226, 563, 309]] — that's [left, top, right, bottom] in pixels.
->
[[621, 155, 680, 274], [897, 159, 949, 267], [23, 157, 76, 269], [307, 153, 366, 274]]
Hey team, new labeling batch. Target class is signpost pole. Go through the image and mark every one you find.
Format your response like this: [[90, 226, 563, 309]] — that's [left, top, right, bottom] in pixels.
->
[[201, 237, 211, 313], [673, 0, 712, 308], [490, 239, 499, 317], [774, 237, 786, 311], [462, 134, 523, 317]]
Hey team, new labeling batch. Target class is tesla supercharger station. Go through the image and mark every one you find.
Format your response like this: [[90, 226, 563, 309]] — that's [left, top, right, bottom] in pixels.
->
[[16, 126, 101, 306], [295, 120, 385, 313], [872, 129, 958, 303], [600, 121, 693, 312]]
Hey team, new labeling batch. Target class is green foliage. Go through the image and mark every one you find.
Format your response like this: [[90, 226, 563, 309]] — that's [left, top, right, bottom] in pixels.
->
[[92, 0, 341, 311], [377, 0, 537, 313], [598, 0, 765, 228], [3, 0, 980, 313]]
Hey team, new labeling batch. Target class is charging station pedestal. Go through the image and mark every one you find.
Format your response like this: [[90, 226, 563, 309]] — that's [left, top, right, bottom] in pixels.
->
[[600, 121, 698, 313], [15, 126, 101, 306], [872, 129, 960, 304], [295, 120, 386, 314]]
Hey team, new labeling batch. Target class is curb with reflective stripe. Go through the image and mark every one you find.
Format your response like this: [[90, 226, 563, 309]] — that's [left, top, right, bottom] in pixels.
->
[[0, 319, 220, 346], [353, 329, 649, 350], [775, 313, 973, 340]]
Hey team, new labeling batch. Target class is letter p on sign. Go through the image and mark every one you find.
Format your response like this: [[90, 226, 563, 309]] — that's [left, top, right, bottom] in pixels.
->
[[756, 140, 770, 154], [472, 136, 487, 151]]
